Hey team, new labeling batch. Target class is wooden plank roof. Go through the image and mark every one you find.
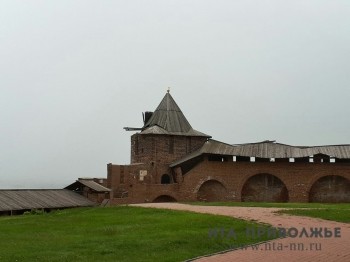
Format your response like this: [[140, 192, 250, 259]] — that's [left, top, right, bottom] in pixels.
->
[[141, 92, 210, 137], [170, 139, 350, 167], [65, 179, 111, 192], [0, 189, 94, 212]]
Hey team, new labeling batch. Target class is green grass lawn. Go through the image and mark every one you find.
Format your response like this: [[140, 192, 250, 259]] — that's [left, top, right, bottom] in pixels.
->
[[276, 208, 350, 223], [187, 202, 350, 223], [187, 201, 350, 209], [0, 206, 275, 262]]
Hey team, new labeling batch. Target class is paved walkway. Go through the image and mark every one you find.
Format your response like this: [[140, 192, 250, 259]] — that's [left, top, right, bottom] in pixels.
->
[[132, 203, 350, 262]]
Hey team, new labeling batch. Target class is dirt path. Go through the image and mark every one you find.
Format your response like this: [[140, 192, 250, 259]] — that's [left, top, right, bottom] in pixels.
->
[[132, 203, 350, 262]]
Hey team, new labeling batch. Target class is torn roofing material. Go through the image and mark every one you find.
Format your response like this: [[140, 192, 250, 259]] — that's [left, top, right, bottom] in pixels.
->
[[65, 179, 111, 192]]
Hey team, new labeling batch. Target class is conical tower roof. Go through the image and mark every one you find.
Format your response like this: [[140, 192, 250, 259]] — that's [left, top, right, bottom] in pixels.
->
[[141, 92, 210, 137]]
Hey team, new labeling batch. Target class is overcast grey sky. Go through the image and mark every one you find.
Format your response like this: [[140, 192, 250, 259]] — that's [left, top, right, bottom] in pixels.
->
[[1, 1, 350, 189]]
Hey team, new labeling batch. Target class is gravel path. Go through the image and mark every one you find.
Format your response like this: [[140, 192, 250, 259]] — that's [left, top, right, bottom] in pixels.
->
[[132, 203, 350, 262]]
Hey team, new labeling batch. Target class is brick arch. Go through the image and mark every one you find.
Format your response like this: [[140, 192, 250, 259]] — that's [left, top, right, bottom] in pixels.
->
[[237, 172, 289, 198], [196, 179, 228, 202], [194, 177, 229, 193], [152, 195, 177, 203], [241, 173, 289, 202], [306, 173, 350, 193], [309, 175, 350, 203]]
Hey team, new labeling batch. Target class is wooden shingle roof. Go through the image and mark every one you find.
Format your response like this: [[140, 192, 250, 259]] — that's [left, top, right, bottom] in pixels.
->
[[141, 92, 210, 137], [0, 189, 94, 212], [170, 139, 350, 167]]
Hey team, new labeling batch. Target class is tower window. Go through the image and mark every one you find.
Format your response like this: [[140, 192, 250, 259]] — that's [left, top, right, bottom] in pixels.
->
[[169, 136, 174, 154]]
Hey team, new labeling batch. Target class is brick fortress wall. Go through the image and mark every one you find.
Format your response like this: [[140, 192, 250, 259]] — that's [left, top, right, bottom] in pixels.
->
[[108, 154, 350, 204], [177, 157, 350, 203]]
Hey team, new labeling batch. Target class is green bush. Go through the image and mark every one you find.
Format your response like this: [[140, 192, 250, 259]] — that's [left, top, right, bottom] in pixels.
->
[[23, 209, 46, 215]]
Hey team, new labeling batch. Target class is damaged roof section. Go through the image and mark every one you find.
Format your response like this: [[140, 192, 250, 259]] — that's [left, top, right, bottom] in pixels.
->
[[170, 139, 350, 167], [141, 91, 210, 137], [65, 179, 111, 193]]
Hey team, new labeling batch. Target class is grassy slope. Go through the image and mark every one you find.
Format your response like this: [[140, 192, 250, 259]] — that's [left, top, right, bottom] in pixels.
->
[[276, 208, 350, 223], [0, 207, 275, 262], [188, 202, 350, 223], [187, 202, 350, 209]]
